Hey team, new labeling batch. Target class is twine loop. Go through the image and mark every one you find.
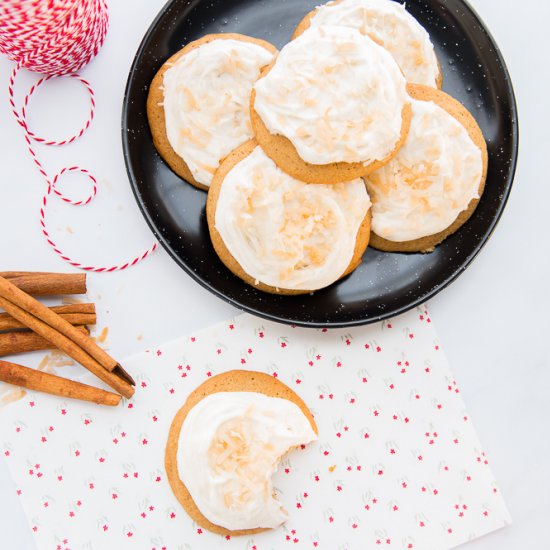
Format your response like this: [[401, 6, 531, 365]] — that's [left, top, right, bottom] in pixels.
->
[[1, 0, 157, 272]]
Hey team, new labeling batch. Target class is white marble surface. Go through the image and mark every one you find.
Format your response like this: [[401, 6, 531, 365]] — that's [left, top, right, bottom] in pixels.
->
[[0, 0, 548, 548]]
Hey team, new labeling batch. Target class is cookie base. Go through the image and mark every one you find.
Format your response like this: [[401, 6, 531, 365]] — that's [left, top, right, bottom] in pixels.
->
[[165, 370, 318, 536], [368, 83, 488, 253], [147, 33, 277, 191], [291, 1, 443, 90], [250, 69, 412, 184], [206, 139, 372, 294]]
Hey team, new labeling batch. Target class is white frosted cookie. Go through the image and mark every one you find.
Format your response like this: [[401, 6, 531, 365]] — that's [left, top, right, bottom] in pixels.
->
[[147, 34, 276, 190], [365, 84, 488, 253], [165, 370, 318, 535], [293, 0, 442, 88], [178, 391, 315, 530], [206, 141, 372, 293], [251, 25, 411, 184]]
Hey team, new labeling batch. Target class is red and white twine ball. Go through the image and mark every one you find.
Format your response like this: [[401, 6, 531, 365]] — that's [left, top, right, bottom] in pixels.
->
[[0, 0, 157, 271], [0, 0, 109, 75]]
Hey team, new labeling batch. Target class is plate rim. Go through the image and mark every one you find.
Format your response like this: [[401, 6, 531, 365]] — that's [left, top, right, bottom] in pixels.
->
[[121, 0, 519, 328]]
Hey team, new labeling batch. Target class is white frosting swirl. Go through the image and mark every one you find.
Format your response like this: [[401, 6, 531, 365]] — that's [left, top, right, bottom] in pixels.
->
[[214, 146, 371, 290], [306, 0, 440, 87], [178, 391, 317, 531], [163, 39, 274, 186], [366, 98, 483, 242], [253, 25, 408, 166]]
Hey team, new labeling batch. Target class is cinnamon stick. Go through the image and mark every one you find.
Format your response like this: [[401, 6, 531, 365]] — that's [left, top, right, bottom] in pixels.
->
[[0, 275, 132, 382], [0, 272, 86, 296], [0, 326, 89, 356], [0, 303, 96, 331], [0, 359, 121, 406], [0, 281, 134, 399], [0, 296, 134, 398]]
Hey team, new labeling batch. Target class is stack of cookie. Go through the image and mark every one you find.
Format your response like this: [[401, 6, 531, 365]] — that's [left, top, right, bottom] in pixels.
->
[[147, 0, 488, 294]]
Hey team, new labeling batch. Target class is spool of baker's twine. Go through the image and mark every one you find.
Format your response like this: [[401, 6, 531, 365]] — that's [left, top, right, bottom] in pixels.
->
[[0, 0, 157, 271]]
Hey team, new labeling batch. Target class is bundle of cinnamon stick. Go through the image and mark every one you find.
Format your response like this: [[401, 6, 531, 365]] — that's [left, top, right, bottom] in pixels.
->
[[0, 272, 135, 406]]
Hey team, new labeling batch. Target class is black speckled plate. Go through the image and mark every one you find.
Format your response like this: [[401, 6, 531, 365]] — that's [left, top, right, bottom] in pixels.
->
[[122, 0, 518, 327]]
